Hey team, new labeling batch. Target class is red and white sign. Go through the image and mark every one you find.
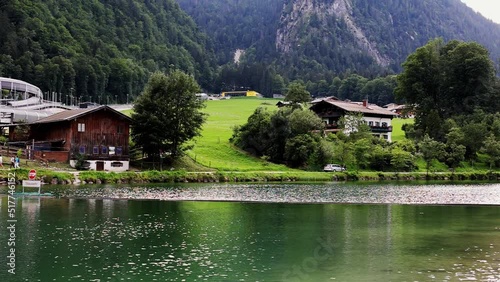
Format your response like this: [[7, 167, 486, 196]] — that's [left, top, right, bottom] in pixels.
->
[[28, 169, 37, 180]]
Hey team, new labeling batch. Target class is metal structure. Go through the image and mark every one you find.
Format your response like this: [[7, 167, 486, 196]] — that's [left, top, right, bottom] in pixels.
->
[[0, 77, 43, 99], [0, 77, 72, 125]]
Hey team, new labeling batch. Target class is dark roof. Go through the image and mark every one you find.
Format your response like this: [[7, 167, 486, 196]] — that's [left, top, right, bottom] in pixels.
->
[[276, 101, 292, 106], [312, 99, 397, 117], [33, 105, 132, 124]]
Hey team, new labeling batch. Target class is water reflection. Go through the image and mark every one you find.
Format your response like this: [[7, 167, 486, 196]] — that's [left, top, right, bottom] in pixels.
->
[[1, 193, 499, 281]]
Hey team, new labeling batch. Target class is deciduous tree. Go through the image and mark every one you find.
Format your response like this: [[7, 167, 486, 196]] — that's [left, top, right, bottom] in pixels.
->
[[481, 135, 500, 169], [390, 147, 415, 172], [444, 127, 466, 170], [285, 81, 311, 104], [418, 135, 446, 174], [396, 39, 496, 141], [132, 71, 206, 161]]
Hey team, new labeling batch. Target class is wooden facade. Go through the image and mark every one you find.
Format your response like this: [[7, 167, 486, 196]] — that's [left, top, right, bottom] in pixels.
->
[[18, 106, 131, 163]]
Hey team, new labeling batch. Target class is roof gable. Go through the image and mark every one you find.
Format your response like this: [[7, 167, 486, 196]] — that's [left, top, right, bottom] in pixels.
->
[[33, 105, 132, 124], [312, 100, 397, 117]]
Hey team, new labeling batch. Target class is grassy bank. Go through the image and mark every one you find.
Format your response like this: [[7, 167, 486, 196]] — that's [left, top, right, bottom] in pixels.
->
[[41, 170, 500, 185], [0, 168, 74, 184], [77, 171, 500, 184]]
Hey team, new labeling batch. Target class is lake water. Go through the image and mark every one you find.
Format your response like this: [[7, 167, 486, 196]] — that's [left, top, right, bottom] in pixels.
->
[[1, 182, 499, 281]]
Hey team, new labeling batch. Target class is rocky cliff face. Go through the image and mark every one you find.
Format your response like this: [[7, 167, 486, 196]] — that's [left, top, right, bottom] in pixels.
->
[[177, 0, 500, 78], [276, 0, 390, 66], [276, 0, 335, 53]]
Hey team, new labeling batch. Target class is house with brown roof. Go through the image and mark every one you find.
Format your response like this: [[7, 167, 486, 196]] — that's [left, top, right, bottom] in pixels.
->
[[310, 97, 398, 141], [10, 105, 132, 171], [383, 103, 415, 118]]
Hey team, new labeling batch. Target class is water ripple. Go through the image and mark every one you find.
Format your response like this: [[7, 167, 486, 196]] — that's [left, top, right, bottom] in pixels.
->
[[61, 183, 500, 205]]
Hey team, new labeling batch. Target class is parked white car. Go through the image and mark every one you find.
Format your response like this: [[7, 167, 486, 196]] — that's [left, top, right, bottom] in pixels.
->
[[323, 164, 346, 172]]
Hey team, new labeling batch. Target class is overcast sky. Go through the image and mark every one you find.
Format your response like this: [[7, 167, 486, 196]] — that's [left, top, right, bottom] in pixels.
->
[[461, 0, 500, 24]]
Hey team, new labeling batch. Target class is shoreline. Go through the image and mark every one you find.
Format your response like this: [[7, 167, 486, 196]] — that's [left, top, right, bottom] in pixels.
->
[[1, 169, 499, 187], [4, 182, 499, 206]]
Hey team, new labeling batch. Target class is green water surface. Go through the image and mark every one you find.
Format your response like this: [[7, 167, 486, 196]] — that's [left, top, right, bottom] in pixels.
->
[[0, 195, 499, 281]]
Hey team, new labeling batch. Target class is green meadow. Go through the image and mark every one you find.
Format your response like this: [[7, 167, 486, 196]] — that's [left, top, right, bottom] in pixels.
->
[[187, 98, 416, 171], [123, 98, 416, 172], [185, 97, 295, 171], [391, 117, 413, 142]]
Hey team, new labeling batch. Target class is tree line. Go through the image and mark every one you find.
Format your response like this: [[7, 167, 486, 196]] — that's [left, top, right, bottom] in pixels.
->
[[216, 62, 398, 105]]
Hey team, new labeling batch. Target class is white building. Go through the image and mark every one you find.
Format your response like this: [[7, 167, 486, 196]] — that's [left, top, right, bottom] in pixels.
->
[[310, 97, 398, 141]]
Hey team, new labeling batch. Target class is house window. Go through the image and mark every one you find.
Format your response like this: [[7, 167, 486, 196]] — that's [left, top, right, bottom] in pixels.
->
[[93, 146, 99, 155], [375, 122, 380, 127], [383, 135, 389, 140], [79, 146, 86, 154], [101, 146, 108, 155], [116, 147, 123, 156], [382, 122, 388, 127], [368, 121, 373, 126], [111, 162, 124, 167], [78, 123, 85, 132], [117, 125, 123, 134]]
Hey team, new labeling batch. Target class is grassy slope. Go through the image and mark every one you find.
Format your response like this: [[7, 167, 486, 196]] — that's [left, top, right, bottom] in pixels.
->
[[186, 98, 296, 171], [194, 108, 416, 171], [391, 118, 413, 142]]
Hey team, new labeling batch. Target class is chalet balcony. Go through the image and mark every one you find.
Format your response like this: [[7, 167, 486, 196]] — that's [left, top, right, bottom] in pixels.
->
[[325, 123, 339, 130], [323, 123, 392, 133], [370, 125, 393, 133]]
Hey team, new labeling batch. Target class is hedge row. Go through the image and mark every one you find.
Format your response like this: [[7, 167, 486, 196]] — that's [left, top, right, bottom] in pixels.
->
[[1, 169, 498, 185]]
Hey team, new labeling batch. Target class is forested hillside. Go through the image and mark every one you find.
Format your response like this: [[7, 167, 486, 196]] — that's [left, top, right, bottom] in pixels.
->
[[2, 0, 499, 102], [177, 0, 500, 95], [175, 0, 283, 65], [0, 0, 215, 103]]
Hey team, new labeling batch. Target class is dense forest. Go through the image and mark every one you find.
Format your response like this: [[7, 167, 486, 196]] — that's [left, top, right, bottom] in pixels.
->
[[178, 0, 500, 97], [0, 0, 215, 103], [1, 0, 500, 103]]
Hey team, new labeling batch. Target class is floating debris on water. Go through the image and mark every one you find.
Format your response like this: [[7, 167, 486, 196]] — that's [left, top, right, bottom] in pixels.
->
[[59, 183, 500, 205]]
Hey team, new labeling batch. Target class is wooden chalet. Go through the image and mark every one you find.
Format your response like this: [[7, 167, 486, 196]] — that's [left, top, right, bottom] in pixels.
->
[[310, 97, 398, 141], [10, 105, 132, 171]]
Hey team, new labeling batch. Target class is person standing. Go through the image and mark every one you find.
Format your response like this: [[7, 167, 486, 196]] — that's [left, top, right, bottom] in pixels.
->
[[10, 156, 15, 169], [14, 155, 20, 169], [0, 154, 3, 168]]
